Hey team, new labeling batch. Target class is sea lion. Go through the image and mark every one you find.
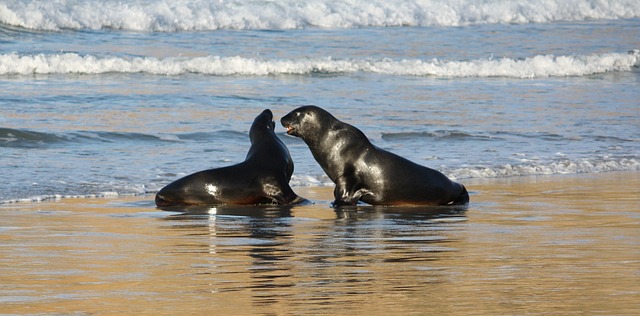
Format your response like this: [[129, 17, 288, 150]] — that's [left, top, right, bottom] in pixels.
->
[[155, 109, 305, 207], [281, 105, 469, 207]]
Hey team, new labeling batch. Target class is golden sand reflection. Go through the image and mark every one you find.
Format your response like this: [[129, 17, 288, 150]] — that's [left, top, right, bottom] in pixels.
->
[[1, 172, 639, 314]]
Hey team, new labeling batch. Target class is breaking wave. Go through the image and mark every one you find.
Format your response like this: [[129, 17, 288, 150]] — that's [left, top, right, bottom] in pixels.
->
[[1, 0, 639, 31], [1, 50, 638, 78]]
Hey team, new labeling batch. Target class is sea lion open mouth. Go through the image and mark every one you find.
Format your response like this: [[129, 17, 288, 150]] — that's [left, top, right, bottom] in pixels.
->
[[285, 126, 295, 134]]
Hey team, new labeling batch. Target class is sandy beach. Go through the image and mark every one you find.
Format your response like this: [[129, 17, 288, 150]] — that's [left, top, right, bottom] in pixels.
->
[[3, 2, 639, 314], [1, 171, 638, 315]]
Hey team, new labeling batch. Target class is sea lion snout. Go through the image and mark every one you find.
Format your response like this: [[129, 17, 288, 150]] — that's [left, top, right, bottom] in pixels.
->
[[280, 113, 297, 135], [281, 107, 314, 137], [260, 109, 273, 120], [154, 193, 172, 207]]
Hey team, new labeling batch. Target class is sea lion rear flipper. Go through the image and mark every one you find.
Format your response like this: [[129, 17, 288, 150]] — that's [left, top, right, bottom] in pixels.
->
[[450, 185, 469, 205]]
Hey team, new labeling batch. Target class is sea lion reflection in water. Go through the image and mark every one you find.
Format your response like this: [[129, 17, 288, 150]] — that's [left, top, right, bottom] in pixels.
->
[[281, 105, 469, 207], [155, 109, 305, 207]]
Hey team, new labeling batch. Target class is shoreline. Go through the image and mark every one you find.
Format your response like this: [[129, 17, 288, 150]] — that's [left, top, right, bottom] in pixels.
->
[[2, 170, 637, 209]]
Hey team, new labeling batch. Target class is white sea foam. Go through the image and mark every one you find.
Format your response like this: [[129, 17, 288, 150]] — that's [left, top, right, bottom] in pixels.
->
[[1, 50, 638, 78], [0, 157, 640, 205], [1, 157, 636, 204], [290, 157, 640, 185], [0, 192, 119, 204], [289, 157, 640, 186], [446, 157, 640, 180], [1, 0, 639, 31]]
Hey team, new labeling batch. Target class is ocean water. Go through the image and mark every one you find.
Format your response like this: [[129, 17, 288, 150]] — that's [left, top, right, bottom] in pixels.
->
[[1, 0, 639, 203]]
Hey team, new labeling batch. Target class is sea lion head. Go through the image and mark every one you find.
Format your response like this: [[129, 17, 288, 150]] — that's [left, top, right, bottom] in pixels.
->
[[281, 105, 332, 139], [249, 109, 276, 143]]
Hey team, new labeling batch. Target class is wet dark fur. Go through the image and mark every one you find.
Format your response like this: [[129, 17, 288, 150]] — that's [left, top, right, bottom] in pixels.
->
[[281, 105, 469, 206], [156, 109, 305, 207]]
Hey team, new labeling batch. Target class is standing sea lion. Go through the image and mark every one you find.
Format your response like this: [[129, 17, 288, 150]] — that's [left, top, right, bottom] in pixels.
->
[[156, 109, 305, 207], [281, 105, 469, 207]]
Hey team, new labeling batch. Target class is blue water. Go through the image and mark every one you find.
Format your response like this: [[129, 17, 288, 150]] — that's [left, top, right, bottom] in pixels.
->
[[1, 0, 639, 203]]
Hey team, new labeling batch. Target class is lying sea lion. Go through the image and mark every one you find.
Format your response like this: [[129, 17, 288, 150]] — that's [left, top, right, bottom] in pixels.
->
[[156, 109, 305, 207]]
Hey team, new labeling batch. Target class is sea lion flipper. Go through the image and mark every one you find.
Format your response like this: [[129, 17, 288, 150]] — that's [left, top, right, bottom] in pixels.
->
[[263, 180, 309, 205], [450, 184, 470, 205], [332, 179, 362, 206]]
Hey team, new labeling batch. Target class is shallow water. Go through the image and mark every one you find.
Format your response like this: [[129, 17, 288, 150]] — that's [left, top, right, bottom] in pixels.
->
[[1, 172, 638, 314], [2, 4, 640, 202]]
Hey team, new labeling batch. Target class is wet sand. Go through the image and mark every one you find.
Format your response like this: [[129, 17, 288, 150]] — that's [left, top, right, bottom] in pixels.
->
[[1, 171, 639, 315]]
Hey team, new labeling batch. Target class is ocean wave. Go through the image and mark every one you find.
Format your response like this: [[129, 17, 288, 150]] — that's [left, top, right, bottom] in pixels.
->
[[1, 0, 639, 31], [0, 127, 66, 148], [0, 127, 256, 149], [0, 127, 177, 148], [177, 130, 247, 142], [1, 50, 638, 78], [381, 130, 498, 141]]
